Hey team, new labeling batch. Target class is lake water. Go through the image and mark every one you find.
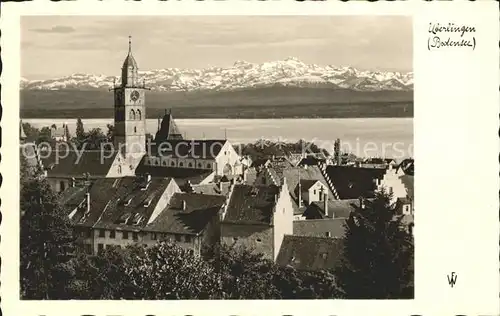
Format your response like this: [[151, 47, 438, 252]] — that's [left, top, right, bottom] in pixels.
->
[[22, 118, 413, 159]]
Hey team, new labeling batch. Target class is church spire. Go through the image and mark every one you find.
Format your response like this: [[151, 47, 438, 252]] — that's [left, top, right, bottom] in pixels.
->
[[121, 35, 138, 87]]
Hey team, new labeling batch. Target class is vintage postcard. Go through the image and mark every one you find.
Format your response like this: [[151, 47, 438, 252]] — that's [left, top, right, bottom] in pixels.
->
[[1, 1, 498, 315]]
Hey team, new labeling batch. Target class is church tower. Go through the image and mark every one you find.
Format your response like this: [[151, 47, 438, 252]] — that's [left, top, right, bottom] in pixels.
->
[[113, 36, 147, 157]]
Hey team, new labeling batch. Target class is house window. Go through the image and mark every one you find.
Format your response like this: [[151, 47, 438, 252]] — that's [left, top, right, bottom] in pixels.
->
[[325, 232, 331, 237], [99, 229, 105, 238], [109, 230, 116, 239], [206, 163, 211, 169], [98, 243, 104, 253], [151, 233, 157, 240], [175, 235, 182, 242], [122, 231, 129, 240], [117, 165, 122, 174], [233, 237, 238, 242], [185, 235, 192, 243], [133, 232, 138, 241], [256, 238, 262, 242], [60, 181, 66, 192], [313, 189, 316, 195]]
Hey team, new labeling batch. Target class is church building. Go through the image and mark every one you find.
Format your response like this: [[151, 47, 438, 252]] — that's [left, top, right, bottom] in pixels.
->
[[40, 37, 243, 193]]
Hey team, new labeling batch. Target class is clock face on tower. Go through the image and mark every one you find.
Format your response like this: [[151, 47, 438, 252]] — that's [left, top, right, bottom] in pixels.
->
[[130, 90, 140, 102]]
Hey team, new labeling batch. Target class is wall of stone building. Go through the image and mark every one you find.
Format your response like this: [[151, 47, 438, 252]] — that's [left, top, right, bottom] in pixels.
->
[[378, 167, 408, 203], [221, 223, 274, 260], [272, 181, 294, 260], [304, 182, 328, 204], [215, 141, 242, 177], [145, 156, 215, 171], [92, 228, 142, 254], [141, 231, 202, 255]]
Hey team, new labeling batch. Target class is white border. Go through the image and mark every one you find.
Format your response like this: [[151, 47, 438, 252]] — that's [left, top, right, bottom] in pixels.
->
[[1, 1, 499, 315]]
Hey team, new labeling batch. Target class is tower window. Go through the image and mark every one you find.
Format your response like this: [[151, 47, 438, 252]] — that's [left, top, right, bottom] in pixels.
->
[[134, 126, 137, 133], [136, 109, 142, 120], [188, 162, 193, 168], [129, 109, 136, 120], [179, 162, 184, 167], [171, 161, 175, 167]]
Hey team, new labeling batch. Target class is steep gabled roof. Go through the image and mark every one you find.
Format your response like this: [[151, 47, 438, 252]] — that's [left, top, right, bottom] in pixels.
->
[[42, 149, 117, 178], [293, 218, 347, 238], [145, 192, 225, 235], [302, 199, 362, 219], [154, 113, 183, 142], [92, 177, 176, 230], [324, 166, 386, 199], [135, 156, 213, 185], [276, 235, 343, 271], [223, 184, 279, 225]]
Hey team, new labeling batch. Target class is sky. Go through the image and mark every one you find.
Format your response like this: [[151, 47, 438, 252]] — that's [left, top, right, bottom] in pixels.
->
[[22, 16, 412, 80]]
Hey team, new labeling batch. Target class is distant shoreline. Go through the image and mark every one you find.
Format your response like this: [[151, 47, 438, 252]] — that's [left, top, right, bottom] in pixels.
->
[[21, 102, 413, 120]]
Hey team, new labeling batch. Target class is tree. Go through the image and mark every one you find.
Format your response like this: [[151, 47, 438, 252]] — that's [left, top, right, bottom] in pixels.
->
[[64, 124, 71, 140], [75, 118, 85, 142], [20, 175, 76, 299], [334, 191, 414, 299], [106, 124, 114, 142], [85, 128, 108, 150]]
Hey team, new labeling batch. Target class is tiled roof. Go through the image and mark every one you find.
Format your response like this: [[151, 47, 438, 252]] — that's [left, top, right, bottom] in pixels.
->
[[397, 158, 414, 176], [276, 235, 343, 271], [41, 149, 117, 178], [152, 139, 227, 159], [280, 166, 335, 212], [399, 175, 414, 200], [88, 177, 176, 230], [59, 185, 89, 208], [250, 158, 270, 168], [135, 157, 213, 185], [293, 218, 347, 238], [154, 113, 183, 142], [223, 184, 279, 225], [324, 166, 386, 199], [145, 192, 225, 235], [191, 182, 232, 196], [302, 199, 361, 219], [298, 156, 326, 167], [299, 179, 319, 191]]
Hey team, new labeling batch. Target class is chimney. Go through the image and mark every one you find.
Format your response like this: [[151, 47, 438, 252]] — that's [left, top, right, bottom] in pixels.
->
[[359, 197, 365, 209], [85, 192, 91, 213], [182, 200, 187, 211], [324, 192, 328, 217]]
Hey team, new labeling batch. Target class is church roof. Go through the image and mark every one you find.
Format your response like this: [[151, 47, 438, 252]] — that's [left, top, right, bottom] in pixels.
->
[[155, 112, 183, 142], [122, 52, 138, 70], [122, 37, 138, 70]]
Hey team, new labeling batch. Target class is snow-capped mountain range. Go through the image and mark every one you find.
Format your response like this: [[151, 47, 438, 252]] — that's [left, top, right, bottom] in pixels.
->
[[21, 57, 413, 92]]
